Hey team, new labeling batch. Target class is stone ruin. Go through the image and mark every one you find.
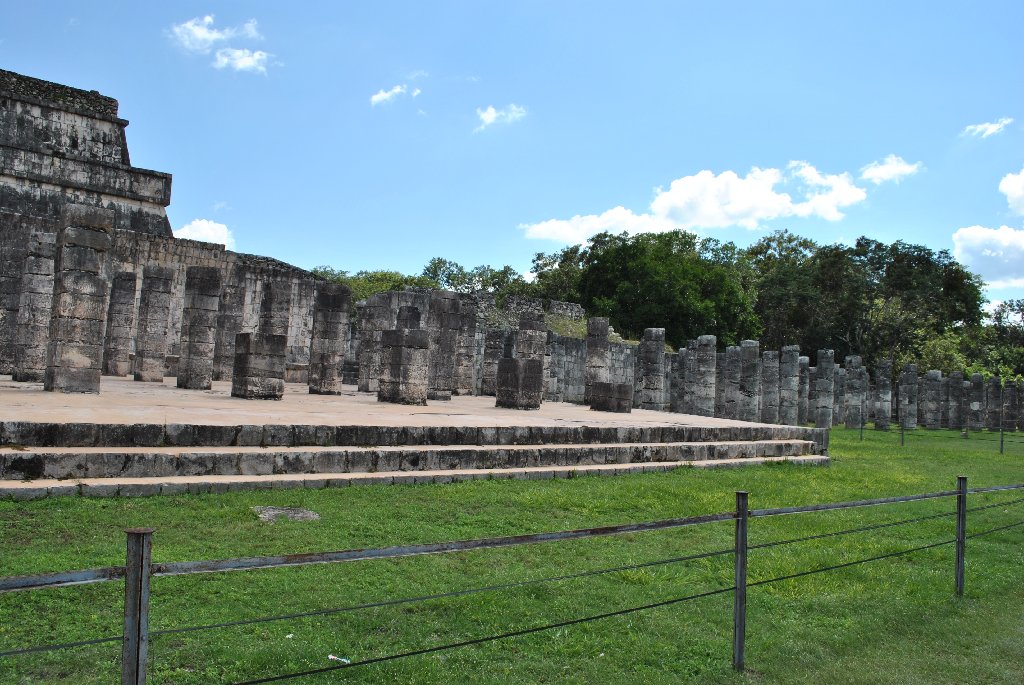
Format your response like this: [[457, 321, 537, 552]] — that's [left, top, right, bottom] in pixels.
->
[[1, 68, 1023, 436]]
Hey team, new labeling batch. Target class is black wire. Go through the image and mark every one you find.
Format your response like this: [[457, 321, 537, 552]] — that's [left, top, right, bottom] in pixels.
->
[[229, 585, 735, 684], [0, 634, 121, 660], [967, 519, 1024, 539], [966, 497, 1024, 514], [749, 511, 955, 551], [151, 547, 733, 638], [747, 538, 957, 588]]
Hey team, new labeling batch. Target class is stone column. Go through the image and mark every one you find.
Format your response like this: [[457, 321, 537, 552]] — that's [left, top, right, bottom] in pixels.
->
[[496, 357, 544, 410], [133, 266, 174, 382], [724, 346, 742, 419], [258, 276, 292, 337], [691, 335, 717, 417], [585, 317, 610, 404], [341, 308, 361, 386], [814, 350, 835, 429], [176, 267, 222, 389], [231, 332, 286, 399], [639, 328, 667, 411], [797, 356, 810, 425], [453, 294, 479, 396], [426, 291, 460, 400], [921, 370, 942, 429], [968, 373, 985, 431], [43, 205, 113, 394], [307, 283, 351, 395], [590, 381, 634, 413], [844, 356, 865, 429], [12, 230, 56, 382], [1002, 380, 1018, 432], [101, 272, 137, 377], [378, 328, 429, 405], [357, 292, 394, 393], [779, 346, 800, 426], [833, 367, 847, 426], [946, 371, 965, 431], [738, 340, 761, 422], [669, 347, 687, 413], [898, 365, 919, 430], [212, 266, 245, 381], [986, 377, 1002, 431], [760, 350, 780, 424], [874, 360, 892, 430], [715, 351, 726, 418], [480, 329, 506, 396], [939, 376, 951, 428]]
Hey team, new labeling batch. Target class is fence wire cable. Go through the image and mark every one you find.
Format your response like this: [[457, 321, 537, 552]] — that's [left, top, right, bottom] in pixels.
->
[[0, 634, 121, 660], [967, 519, 1024, 539], [966, 497, 1024, 514], [749, 510, 955, 551], [151, 547, 734, 638], [229, 585, 734, 684], [748, 538, 957, 589]]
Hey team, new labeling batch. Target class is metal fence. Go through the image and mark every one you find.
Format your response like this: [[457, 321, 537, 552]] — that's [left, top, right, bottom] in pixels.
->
[[1, 477, 1023, 683]]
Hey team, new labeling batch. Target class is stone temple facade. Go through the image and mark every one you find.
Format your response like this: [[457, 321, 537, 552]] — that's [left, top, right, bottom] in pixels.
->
[[2, 69, 1022, 435]]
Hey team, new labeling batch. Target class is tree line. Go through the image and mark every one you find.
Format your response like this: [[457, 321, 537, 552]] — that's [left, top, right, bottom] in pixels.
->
[[313, 229, 1023, 378]]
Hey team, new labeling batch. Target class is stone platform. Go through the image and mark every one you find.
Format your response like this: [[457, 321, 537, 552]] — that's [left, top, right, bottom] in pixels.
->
[[0, 376, 828, 498]]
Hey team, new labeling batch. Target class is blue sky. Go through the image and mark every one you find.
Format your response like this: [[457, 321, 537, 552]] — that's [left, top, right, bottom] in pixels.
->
[[3, 2, 1023, 303]]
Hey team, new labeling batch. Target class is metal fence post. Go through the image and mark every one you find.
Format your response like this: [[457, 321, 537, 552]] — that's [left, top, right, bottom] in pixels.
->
[[733, 491, 749, 672], [955, 477, 967, 597], [122, 528, 154, 685]]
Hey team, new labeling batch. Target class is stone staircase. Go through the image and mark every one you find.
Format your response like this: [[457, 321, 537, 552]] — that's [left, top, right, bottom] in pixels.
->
[[0, 420, 827, 499]]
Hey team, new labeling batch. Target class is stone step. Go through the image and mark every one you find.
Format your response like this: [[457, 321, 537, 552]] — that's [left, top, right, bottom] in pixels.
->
[[0, 455, 830, 499], [0, 440, 816, 480], [0, 419, 827, 452]]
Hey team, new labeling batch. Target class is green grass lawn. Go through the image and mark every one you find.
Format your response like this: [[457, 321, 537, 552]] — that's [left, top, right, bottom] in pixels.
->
[[1, 428, 1023, 684]]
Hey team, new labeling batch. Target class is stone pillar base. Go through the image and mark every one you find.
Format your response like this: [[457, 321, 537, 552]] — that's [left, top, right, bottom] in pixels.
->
[[231, 333, 286, 400]]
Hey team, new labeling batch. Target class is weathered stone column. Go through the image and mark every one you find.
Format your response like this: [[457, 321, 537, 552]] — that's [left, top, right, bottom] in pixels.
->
[[101, 272, 137, 377], [212, 266, 246, 381], [590, 381, 634, 413], [814, 350, 835, 429], [357, 292, 393, 393], [921, 370, 942, 429], [515, 316, 548, 361], [1002, 380, 1018, 432], [724, 346, 741, 419], [779, 346, 800, 426], [738, 340, 761, 422], [44, 205, 114, 394], [946, 371, 965, 431], [231, 332, 286, 399], [874, 360, 892, 430], [496, 356, 544, 410], [307, 283, 351, 395], [760, 350, 780, 424], [832, 367, 847, 426], [426, 291, 460, 400], [12, 230, 56, 382], [715, 351, 726, 418], [378, 328, 429, 405], [585, 317, 610, 404], [669, 347, 687, 413], [844, 356, 865, 429], [341, 308, 361, 386], [177, 267, 222, 390], [453, 294, 479, 396], [639, 328, 668, 411], [480, 329, 506, 396], [258, 276, 292, 337], [898, 365, 919, 430], [986, 377, 1002, 431], [133, 266, 174, 382], [939, 376, 951, 428], [691, 335, 717, 418], [968, 373, 985, 431], [797, 356, 810, 425]]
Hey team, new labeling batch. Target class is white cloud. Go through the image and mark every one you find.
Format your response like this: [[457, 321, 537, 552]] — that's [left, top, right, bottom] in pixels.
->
[[370, 84, 407, 106], [523, 162, 868, 242], [173, 219, 236, 250], [213, 48, 269, 73], [412, 88, 422, 98], [170, 15, 261, 54], [475, 104, 526, 132], [999, 166, 1024, 215], [859, 154, 922, 185], [952, 225, 1024, 289], [962, 117, 1014, 138]]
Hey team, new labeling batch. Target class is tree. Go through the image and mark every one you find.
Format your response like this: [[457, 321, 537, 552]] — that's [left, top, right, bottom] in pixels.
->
[[311, 266, 438, 301]]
